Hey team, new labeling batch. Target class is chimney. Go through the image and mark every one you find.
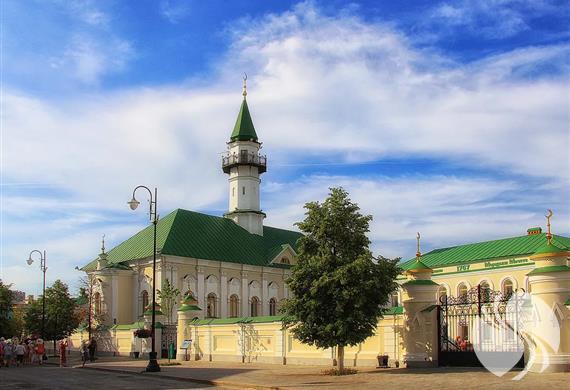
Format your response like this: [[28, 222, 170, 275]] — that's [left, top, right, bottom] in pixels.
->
[[527, 227, 542, 236]]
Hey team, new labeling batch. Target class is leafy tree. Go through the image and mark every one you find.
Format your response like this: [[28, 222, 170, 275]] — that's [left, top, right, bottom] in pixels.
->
[[158, 278, 180, 324], [282, 187, 401, 372], [76, 275, 106, 339], [0, 279, 16, 337], [25, 280, 80, 349]]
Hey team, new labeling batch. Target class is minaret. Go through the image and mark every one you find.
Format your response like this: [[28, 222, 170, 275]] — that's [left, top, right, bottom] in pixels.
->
[[96, 235, 108, 270], [222, 76, 267, 235]]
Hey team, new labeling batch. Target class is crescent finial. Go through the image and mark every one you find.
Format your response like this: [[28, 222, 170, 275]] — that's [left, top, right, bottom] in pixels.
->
[[416, 232, 421, 259], [242, 73, 248, 98]]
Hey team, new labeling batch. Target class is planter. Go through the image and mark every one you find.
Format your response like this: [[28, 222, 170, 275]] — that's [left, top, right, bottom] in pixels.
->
[[377, 355, 389, 368]]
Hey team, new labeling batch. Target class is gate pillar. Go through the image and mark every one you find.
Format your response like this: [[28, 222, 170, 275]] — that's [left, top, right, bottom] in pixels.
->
[[401, 233, 439, 368], [176, 292, 202, 361], [526, 217, 570, 373]]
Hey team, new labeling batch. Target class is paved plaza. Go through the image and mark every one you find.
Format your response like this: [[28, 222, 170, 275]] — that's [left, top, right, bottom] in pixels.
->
[[0, 355, 568, 389], [0, 364, 216, 390]]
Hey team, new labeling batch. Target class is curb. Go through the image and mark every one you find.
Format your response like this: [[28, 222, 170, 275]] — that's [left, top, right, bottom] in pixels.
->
[[80, 365, 281, 390]]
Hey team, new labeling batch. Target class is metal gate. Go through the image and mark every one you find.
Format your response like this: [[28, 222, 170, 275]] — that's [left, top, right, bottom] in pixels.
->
[[437, 285, 525, 368], [161, 325, 177, 359]]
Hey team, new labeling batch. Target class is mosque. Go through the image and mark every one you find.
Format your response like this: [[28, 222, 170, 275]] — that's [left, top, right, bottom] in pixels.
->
[[75, 81, 569, 372]]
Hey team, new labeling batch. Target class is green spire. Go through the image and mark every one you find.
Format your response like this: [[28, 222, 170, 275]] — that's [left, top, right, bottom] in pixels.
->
[[230, 98, 258, 142]]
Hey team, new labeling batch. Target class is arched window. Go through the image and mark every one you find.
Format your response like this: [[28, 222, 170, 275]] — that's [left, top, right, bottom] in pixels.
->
[[206, 293, 217, 318], [458, 283, 468, 298], [480, 281, 491, 302], [281, 258, 290, 265], [250, 296, 260, 317], [502, 279, 514, 298], [229, 294, 239, 317], [438, 286, 448, 303], [94, 292, 101, 316], [269, 298, 277, 316], [141, 290, 149, 314], [391, 291, 400, 307]]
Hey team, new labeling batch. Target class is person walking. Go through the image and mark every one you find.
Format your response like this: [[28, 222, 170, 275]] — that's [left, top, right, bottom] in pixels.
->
[[0, 337, 5, 368], [80, 341, 89, 367], [4, 339, 13, 368], [15, 342, 25, 367], [36, 339, 45, 365], [59, 339, 68, 367], [88, 338, 97, 362]]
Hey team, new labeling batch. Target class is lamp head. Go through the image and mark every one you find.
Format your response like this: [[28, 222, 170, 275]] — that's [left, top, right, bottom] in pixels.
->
[[26, 257, 33, 266], [128, 197, 140, 211]]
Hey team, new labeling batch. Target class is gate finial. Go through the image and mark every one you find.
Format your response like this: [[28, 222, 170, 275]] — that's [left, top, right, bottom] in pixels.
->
[[545, 209, 553, 244], [416, 232, 421, 259]]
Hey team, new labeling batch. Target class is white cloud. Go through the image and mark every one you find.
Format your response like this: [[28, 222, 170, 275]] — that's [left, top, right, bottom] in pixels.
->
[[2, 2, 568, 294], [428, 0, 563, 39], [160, 0, 192, 24], [263, 174, 569, 260]]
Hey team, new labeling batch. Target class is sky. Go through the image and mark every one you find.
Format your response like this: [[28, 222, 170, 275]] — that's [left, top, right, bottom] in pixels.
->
[[1, 0, 569, 295]]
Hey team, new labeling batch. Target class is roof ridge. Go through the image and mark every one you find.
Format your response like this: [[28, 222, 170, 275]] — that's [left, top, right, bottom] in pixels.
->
[[423, 232, 566, 255]]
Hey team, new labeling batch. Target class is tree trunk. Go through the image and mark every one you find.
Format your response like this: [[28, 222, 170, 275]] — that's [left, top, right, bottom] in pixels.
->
[[337, 345, 345, 372]]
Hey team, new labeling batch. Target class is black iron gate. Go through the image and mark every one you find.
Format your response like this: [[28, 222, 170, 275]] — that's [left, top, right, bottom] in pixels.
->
[[437, 285, 525, 368]]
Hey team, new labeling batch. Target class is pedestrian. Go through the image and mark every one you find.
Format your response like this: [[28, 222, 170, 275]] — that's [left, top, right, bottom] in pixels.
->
[[59, 339, 68, 367], [15, 342, 25, 367], [25, 341, 32, 364], [0, 337, 5, 368], [80, 341, 89, 367], [36, 338, 45, 365], [4, 339, 13, 368], [88, 338, 97, 362], [29, 340, 37, 364]]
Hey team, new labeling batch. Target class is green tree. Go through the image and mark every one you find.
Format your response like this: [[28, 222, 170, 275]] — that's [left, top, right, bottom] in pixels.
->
[[282, 187, 401, 372], [25, 280, 80, 349], [0, 279, 16, 337], [157, 278, 180, 324]]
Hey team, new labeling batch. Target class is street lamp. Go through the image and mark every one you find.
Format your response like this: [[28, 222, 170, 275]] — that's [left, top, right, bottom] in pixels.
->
[[27, 249, 47, 340], [128, 185, 160, 372]]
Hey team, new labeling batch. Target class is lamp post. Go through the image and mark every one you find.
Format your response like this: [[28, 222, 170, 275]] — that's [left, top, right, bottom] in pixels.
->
[[27, 250, 47, 339], [128, 185, 160, 372]]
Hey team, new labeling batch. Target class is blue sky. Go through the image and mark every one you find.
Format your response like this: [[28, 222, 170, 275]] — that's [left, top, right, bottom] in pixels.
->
[[1, 0, 569, 295]]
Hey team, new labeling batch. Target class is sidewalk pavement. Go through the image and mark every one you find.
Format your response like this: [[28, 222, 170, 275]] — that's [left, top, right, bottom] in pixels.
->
[[75, 358, 569, 389]]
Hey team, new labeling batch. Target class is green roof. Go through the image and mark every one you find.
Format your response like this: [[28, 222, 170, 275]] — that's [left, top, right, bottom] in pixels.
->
[[111, 321, 164, 330], [230, 98, 258, 142], [532, 241, 567, 256], [406, 258, 432, 272], [527, 265, 570, 275], [384, 306, 404, 315], [190, 315, 284, 326], [401, 233, 570, 270], [401, 279, 439, 286], [82, 209, 302, 271]]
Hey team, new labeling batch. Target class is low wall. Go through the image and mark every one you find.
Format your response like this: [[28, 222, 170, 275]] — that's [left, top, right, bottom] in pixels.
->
[[185, 314, 404, 367], [68, 313, 404, 367]]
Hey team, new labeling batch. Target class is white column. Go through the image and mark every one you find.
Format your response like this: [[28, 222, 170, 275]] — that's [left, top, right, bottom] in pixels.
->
[[241, 271, 249, 316], [111, 275, 118, 323], [220, 271, 228, 318], [262, 277, 269, 316], [170, 265, 179, 313], [133, 272, 139, 321], [197, 267, 205, 313]]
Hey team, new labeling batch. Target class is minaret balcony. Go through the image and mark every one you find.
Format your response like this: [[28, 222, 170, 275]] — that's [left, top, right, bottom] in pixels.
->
[[222, 151, 267, 174]]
